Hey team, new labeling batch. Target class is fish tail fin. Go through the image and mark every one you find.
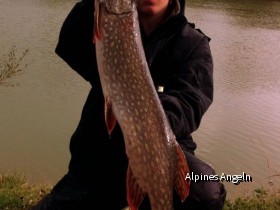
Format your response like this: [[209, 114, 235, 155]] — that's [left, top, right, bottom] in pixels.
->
[[126, 165, 146, 210], [105, 98, 116, 136], [174, 145, 190, 202]]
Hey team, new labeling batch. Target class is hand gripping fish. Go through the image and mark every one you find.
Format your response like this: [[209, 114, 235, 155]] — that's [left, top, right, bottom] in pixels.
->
[[94, 1, 190, 209]]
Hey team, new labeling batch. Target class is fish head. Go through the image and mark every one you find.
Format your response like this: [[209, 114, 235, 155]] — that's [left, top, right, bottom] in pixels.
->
[[94, 0, 136, 41]]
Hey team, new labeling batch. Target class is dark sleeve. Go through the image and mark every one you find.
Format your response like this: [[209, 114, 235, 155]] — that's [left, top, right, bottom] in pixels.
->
[[55, 0, 98, 84], [159, 36, 213, 139]]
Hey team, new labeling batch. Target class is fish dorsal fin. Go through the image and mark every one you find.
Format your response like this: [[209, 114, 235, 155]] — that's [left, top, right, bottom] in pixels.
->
[[174, 145, 190, 202], [126, 166, 147, 210]]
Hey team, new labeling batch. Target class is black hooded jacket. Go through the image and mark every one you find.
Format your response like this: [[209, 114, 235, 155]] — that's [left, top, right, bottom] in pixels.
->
[[55, 0, 213, 180]]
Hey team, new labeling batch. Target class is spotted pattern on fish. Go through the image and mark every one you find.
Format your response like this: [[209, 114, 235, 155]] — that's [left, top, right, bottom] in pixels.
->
[[94, 1, 190, 210]]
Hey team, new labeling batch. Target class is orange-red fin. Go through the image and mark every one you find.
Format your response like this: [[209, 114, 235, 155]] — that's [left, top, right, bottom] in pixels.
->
[[174, 145, 190, 202], [126, 166, 146, 210], [105, 98, 116, 136], [93, 0, 102, 43]]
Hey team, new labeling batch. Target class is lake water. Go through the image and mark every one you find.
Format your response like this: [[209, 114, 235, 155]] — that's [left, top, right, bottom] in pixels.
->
[[1, 0, 280, 200]]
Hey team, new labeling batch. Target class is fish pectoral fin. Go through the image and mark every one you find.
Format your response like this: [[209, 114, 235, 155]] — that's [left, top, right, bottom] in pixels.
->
[[126, 165, 146, 210], [174, 145, 190, 202], [93, 0, 102, 42], [105, 98, 116, 136]]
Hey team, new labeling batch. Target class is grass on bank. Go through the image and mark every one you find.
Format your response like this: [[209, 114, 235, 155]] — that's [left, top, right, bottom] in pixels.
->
[[0, 172, 280, 210], [223, 187, 280, 210], [0, 171, 52, 210]]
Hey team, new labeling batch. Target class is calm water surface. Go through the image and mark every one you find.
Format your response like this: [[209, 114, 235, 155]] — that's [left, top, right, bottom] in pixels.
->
[[1, 0, 280, 199]]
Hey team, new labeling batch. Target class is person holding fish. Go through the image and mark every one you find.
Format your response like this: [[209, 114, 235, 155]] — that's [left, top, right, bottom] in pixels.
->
[[33, 0, 227, 209]]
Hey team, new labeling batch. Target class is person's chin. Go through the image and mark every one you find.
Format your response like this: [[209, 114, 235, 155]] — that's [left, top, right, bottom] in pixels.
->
[[138, 7, 156, 17], [141, 0, 157, 4]]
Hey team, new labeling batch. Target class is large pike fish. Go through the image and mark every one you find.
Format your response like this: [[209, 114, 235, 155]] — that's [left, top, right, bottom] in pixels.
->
[[93, 0, 190, 209]]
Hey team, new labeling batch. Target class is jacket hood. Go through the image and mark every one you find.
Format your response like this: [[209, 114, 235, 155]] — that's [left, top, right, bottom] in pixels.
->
[[179, 0, 186, 15], [173, 0, 186, 16]]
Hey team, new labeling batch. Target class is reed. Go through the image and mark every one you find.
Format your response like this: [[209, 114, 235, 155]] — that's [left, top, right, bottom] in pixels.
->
[[0, 46, 29, 86]]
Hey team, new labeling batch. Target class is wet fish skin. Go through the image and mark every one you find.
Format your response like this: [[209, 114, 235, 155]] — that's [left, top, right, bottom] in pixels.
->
[[94, 1, 190, 209]]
